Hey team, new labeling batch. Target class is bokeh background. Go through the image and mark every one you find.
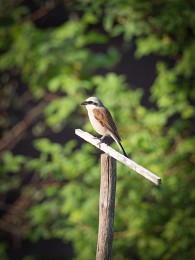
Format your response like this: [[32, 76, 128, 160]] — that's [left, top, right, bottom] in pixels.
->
[[0, 0, 194, 259]]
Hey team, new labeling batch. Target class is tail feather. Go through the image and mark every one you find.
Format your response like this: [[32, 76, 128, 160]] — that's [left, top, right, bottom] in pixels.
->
[[119, 142, 127, 157], [111, 133, 127, 157]]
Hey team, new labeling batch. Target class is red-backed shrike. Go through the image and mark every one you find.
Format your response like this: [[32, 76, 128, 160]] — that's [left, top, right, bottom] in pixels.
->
[[81, 96, 127, 157]]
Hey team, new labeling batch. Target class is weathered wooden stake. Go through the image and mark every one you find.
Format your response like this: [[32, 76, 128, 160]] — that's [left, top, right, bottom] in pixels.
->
[[96, 154, 116, 260], [75, 129, 161, 259]]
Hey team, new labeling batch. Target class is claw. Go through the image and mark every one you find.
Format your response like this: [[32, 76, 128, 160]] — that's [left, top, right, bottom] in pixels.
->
[[96, 135, 107, 148], [93, 136, 99, 140], [92, 136, 102, 148], [97, 140, 102, 148]]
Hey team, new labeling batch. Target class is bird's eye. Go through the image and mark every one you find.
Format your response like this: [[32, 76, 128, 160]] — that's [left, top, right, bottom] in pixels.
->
[[87, 101, 97, 105]]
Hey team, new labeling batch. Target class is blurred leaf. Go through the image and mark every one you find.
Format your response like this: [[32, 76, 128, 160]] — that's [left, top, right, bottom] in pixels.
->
[[0, 0, 194, 259]]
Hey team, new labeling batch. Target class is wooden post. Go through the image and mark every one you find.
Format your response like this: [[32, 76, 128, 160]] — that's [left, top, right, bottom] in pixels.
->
[[75, 129, 161, 259], [96, 154, 116, 260]]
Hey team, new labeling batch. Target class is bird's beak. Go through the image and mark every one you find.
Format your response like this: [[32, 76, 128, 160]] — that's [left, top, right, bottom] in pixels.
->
[[81, 101, 88, 105]]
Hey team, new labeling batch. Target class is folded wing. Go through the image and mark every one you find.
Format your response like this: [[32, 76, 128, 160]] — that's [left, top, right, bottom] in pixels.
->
[[93, 107, 121, 141]]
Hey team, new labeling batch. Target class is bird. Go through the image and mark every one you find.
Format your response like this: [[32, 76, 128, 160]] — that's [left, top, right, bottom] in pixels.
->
[[81, 96, 127, 157]]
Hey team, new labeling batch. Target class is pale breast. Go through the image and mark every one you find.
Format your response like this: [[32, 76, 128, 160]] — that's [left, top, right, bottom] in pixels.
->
[[88, 109, 107, 135]]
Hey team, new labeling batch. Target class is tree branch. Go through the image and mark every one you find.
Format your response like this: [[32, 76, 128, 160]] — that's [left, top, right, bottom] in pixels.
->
[[0, 101, 46, 154]]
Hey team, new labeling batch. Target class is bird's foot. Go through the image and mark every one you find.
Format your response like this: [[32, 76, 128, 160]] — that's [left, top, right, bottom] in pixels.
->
[[97, 135, 107, 148], [93, 136, 100, 140], [93, 135, 107, 148], [92, 136, 102, 148], [97, 139, 103, 148]]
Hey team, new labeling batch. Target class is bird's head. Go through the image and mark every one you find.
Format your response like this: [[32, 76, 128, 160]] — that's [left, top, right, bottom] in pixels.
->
[[81, 97, 103, 109]]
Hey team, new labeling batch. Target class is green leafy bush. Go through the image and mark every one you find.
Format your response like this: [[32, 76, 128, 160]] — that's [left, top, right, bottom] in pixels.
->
[[0, 1, 194, 259]]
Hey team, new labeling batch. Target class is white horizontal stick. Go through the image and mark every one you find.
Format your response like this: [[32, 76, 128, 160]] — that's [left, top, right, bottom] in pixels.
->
[[75, 129, 161, 186]]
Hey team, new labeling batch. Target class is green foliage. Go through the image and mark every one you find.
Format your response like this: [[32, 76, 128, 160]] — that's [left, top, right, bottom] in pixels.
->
[[0, 0, 194, 259], [0, 151, 25, 175], [0, 152, 24, 194]]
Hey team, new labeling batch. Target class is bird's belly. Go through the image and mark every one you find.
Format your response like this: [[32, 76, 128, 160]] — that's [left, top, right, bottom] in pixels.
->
[[88, 111, 106, 135]]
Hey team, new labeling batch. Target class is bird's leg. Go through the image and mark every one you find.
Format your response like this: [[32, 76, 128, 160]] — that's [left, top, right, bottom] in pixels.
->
[[100, 135, 107, 143], [97, 135, 107, 148], [93, 136, 102, 148]]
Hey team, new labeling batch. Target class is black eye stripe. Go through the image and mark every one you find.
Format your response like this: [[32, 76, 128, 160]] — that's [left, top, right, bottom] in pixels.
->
[[88, 101, 97, 105]]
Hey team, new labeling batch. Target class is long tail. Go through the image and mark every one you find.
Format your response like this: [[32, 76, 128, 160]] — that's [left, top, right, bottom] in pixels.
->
[[111, 134, 127, 157], [119, 142, 127, 157]]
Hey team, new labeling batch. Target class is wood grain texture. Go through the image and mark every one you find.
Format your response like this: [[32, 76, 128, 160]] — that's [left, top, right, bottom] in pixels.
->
[[96, 154, 116, 260]]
